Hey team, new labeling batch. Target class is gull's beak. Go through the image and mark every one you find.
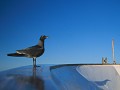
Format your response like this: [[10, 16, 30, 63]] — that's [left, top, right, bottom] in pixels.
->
[[46, 36, 48, 38]]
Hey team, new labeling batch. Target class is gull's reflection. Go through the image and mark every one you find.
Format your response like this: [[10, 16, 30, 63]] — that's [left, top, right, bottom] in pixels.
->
[[33, 66, 36, 79], [4, 67, 44, 90]]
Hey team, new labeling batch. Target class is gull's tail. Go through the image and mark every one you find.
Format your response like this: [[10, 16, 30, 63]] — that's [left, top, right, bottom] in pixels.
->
[[7, 53, 26, 57]]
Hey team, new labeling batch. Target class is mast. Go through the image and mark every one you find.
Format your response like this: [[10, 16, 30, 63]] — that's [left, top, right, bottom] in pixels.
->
[[112, 39, 116, 64]]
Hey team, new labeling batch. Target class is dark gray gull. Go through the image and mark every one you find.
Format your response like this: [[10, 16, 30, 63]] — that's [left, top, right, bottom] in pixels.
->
[[7, 35, 48, 67]]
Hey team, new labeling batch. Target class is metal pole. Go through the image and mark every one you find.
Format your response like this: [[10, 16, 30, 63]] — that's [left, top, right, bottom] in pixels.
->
[[112, 39, 116, 64]]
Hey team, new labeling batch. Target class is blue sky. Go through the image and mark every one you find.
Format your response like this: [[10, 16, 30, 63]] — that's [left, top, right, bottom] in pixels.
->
[[0, 0, 120, 71]]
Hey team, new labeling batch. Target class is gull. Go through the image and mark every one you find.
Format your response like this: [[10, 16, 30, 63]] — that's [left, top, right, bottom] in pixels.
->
[[7, 35, 48, 67]]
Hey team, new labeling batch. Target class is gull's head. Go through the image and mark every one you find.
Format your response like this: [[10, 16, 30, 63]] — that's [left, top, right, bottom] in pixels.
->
[[40, 35, 48, 41]]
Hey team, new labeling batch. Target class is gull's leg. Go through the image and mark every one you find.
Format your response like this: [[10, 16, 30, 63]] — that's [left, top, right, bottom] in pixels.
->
[[35, 58, 36, 67], [33, 58, 36, 67]]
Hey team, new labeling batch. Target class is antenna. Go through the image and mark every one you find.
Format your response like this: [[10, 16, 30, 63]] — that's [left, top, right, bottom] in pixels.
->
[[112, 39, 116, 64]]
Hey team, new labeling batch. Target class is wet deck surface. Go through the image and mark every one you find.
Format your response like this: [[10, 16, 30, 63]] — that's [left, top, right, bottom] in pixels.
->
[[0, 64, 120, 90], [0, 65, 58, 90]]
